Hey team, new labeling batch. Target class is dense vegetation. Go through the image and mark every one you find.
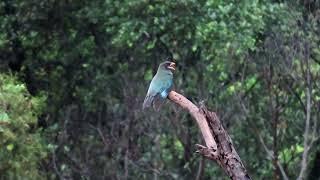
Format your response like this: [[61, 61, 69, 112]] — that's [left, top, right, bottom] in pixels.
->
[[0, 0, 319, 179], [0, 74, 47, 179]]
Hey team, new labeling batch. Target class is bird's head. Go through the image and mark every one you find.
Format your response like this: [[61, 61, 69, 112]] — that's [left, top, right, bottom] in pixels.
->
[[159, 59, 176, 72]]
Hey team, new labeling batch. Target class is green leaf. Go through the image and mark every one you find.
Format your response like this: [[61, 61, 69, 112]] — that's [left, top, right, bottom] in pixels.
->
[[144, 69, 153, 81], [6, 144, 14, 151], [0, 112, 10, 122]]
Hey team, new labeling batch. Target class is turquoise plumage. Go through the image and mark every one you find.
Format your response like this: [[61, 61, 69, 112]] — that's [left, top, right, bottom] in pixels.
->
[[143, 61, 176, 111]]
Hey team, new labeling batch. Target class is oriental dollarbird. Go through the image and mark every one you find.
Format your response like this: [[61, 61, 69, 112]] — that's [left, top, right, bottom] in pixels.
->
[[143, 60, 176, 111]]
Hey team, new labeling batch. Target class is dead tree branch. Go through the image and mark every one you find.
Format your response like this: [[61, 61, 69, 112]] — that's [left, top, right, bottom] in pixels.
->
[[297, 47, 314, 180], [168, 91, 251, 180]]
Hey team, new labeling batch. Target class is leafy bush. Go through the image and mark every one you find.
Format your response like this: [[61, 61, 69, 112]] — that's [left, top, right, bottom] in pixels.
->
[[0, 74, 48, 179]]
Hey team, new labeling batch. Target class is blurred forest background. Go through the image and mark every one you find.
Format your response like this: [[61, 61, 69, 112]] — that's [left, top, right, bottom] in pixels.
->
[[0, 0, 320, 179]]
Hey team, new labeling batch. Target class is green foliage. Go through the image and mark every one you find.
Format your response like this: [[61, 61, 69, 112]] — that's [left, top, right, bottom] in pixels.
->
[[0, 0, 320, 179], [0, 74, 47, 179]]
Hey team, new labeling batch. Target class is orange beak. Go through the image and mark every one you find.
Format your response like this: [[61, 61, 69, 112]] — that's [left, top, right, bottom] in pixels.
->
[[168, 62, 176, 71]]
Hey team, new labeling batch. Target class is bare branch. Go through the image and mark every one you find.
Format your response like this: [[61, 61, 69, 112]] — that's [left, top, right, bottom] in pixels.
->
[[195, 157, 205, 180], [297, 48, 313, 180], [168, 91, 217, 151], [168, 91, 251, 180]]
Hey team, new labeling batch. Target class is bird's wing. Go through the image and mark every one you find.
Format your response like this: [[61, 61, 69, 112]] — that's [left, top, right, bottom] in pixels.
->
[[142, 78, 158, 109], [143, 74, 173, 110], [143, 87, 170, 110], [143, 92, 155, 109], [152, 81, 173, 111], [152, 93, 166, 111]]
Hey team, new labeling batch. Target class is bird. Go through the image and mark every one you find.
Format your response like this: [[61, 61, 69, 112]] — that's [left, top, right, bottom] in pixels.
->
[[143, 60, 176, 111]]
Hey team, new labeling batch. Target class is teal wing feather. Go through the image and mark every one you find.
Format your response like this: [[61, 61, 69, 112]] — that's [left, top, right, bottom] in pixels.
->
[[151, 79, 173, 111], [142, 75, 173, 110], [152, 94, 165, 111], [143, 77, 158, 109], [152, 86, 172, 111], [142, 93, 154, 109]]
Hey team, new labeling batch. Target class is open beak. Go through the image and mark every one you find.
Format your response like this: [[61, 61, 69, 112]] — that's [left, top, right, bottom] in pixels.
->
[[168, 62, 176, 71]]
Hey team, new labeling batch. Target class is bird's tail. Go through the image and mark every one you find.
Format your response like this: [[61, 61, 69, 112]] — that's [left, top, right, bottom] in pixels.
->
[[142, 95, 153, 109]]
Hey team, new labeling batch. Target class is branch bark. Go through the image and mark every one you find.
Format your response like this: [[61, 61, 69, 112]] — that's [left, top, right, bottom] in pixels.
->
[[297, 47, 313, 180], [168, 91, 251, 180]]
